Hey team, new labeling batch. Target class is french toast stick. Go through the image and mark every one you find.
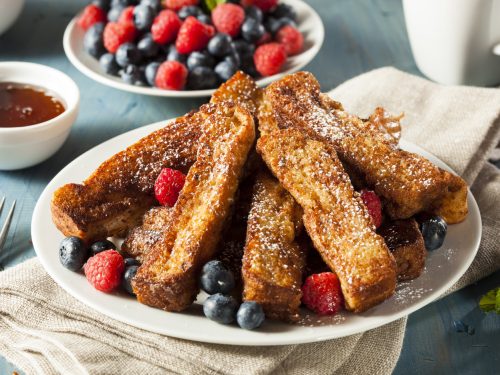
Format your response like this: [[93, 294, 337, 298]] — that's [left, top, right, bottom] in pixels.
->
[[257, 128, 397, 313], [51, 72, 260, 242], [265, 72, 468, 223], [132, 103, 255, 311], [242, 171, 305, 322]]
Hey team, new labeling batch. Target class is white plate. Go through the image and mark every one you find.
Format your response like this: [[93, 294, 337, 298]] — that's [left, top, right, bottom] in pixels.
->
[[32, 121, 482, 346], [63, 0, 325, 97]]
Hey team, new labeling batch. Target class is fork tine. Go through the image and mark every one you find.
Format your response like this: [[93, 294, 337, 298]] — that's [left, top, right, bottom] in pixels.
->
[[0, 197, 5, 215], [0, 200, 16, 252]]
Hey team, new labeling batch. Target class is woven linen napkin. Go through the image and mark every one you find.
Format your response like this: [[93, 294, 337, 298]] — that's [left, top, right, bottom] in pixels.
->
[[0, 67, 499, 375]]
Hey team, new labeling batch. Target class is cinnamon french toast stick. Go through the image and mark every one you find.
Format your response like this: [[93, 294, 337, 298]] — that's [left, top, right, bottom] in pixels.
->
[[257, 128, 397, 313], [265, 72, 468, 223], [242, 171, 305, 322], [132, 103, 255, 312]]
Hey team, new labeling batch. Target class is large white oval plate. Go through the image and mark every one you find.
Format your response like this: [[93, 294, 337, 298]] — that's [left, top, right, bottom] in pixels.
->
[[32, 121, 482, 346], [63, 0, 324, 97]]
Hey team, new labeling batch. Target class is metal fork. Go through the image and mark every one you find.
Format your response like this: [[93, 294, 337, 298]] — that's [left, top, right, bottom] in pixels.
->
[[0, 197, 16, 252]]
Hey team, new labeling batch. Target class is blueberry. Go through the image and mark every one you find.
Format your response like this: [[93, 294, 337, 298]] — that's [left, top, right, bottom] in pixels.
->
[[271, 3, 297, 21], [59, 236, 88, 271], [207, 33, 233, 57], [111, 0, 137, 7], [115, 42, 142, 67], [144, 61, 160, 86], [137, 34, 159, 58], [121, 64, 146, 85], [99, 53, 120, 75], [200, 260, 235, 294], [166, 45, 187, 64], [245, 6, 263, 23], [236, 301, 265, 330], [107, 6, 125, 22], [186, 51, 215, 70], [265, 17, 296, 35], [203, 293, 238, 324], [232, 39, 254, 57], [241, 18, 265, 43], [452, 320, 468, 333], [241, 54, 259, 77], [140, 0, 161, 13], [215, 60, 238, 82], [225, 49, 241, 68], [420, 216, 447, 251], [124, 257, 141, 267], [133, 4, 155, 31], [92, 0, 111, 11], [122, 265, 138, 294], [178, 6, 203, 20], [197, 14, 212, 25], [187, 66, 219, 90], [90, 239, 117, 256], [83, 22, 105, 58]]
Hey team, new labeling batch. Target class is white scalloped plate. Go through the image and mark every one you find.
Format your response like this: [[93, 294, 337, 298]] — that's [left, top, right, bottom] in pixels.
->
[[63, 0, 324, 97], [32, 121, 481, 345]]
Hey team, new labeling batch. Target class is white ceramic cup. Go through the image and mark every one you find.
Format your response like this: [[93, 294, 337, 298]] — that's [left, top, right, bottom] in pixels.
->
[[403, 0, 500, 86], [0, 0, 24, 36]]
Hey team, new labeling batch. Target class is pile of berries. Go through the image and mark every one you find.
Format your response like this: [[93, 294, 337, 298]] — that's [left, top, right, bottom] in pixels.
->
[[78, 0, 304, 90]]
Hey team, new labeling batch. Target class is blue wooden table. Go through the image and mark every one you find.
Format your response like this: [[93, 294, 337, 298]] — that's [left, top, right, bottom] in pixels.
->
[[0, 0, 498, 373]]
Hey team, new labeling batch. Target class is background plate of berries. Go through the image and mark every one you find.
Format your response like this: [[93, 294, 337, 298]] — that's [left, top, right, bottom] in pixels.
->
[[31, 120, 482, 346], [63, 0, 324, 96]]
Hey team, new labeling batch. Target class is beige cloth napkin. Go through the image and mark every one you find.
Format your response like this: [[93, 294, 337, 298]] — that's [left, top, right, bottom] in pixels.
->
[[1, 67, 499, 375]]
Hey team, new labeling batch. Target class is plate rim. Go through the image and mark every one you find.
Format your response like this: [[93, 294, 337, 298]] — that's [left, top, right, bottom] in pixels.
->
[[62, 0, 325, 98], [32, 120, 482, 346]]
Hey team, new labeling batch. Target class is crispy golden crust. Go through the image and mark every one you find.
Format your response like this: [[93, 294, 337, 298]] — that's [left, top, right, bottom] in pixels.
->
[[242, 171, 304, 322], [265, 72, 468, 223], [132, 103, 255, 312], [257, 128, 397, 313], [378, 219, 426, 281]]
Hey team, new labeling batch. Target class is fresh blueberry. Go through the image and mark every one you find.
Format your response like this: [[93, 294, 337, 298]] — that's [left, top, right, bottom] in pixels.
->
[[271, 3, 297, 21], [137, 34, 159, 58], [83, 22, 105, 58], [107, 6, 125, 22], [59, 236, 89, 271], [166, 45, 187, 64], [197, 14, 212, 25], [144, 61, 160, 86], [241, 18, 265, 43], [420, 216, 447, 251], [133, 4, 155, 31], [215, 60, 238, 82], [236, 301, 265, 330], [124, 257, 141, 267], [207, 33, 233, 57], [178, 5, 203, 20], [186, 51, 215, 70], [122, 265, 138, 294], [111, 0, 137, 7], [265, 17, 296, 35], [245, 6, 263, 23], [187, 66, 219, 90], [121, 64, 144, 85], [115, 42, 142, 67], [140, 0, 161, 13], [90, 239, 117, 256], [99, 53, 120, 75], [232, 39, 254, 57], [203, 293, 238, 324], [241, 54, 259, 77], [200, 260, 235, 294], [225, 49, 241, 68], [92, 0, 111, 11]]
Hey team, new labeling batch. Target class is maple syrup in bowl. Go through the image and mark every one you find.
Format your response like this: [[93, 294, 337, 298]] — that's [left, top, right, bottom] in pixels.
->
[[0, 62, 79, 170]]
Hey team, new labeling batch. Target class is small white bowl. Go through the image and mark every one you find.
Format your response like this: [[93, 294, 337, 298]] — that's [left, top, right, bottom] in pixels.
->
[[0, 62, 80, 170], [0, 0, 24, 36]]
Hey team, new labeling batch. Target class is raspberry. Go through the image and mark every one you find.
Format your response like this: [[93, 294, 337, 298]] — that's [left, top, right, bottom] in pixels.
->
[[77, 4, 106, 31], [241, 0, 278, 12], [212, 4, 245, 37], [360, 189, 383, 228], [151, 10, 182, 44], [154, 168, 186, 206], [155, 61, 188, 90], [301, 272, 344, 315], [118, 6, 135, 25], [175, 16, 215, 54], [253, 42, 287, 77], [166, 0, 199, 11], [103, 22, 136, 53], [276, 25, 303, 56], [84, 250, 124, 293]]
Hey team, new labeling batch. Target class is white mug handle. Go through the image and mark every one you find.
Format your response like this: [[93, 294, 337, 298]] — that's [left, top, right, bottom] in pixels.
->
[[493, 44, 500, 56]]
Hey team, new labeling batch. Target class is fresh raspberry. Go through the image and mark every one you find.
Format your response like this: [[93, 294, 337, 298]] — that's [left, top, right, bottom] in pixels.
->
[[103, 22, 136, 53], [118, 6, 135, 25], [77, 4, 106, 31], [151, 10, 182, 44], [165, 0, 199, 11], [241, 0, 278, 12], [175, 16, 215, 54], [84, 250, 124, 293], [276, 25, 303, 56], [154, 167, 186, 206], [154, 61, 188, 90], [253, 42, 287, 76], [360, 189, 383, 228], [212, 4, 245, 37], [256, 31, 271, 46], [301, 272, 344, 315]]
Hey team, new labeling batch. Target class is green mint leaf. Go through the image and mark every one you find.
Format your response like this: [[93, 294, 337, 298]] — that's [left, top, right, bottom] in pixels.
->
[[479, 287, 500, 314], [203, 0, 226, 12]]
